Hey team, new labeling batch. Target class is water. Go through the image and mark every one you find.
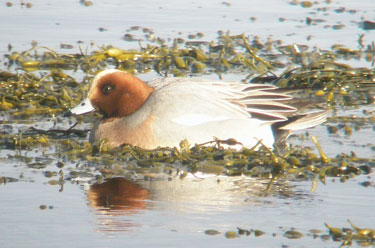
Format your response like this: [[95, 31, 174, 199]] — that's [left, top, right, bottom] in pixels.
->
[[1, 0, 375, 54], [1, 0, 375, 247]]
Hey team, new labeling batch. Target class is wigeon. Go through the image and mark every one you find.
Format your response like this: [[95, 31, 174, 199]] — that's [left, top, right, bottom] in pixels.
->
[[69, 69, 328, 150]]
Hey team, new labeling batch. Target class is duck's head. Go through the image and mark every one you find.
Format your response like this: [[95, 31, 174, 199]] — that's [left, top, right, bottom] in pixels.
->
[[69, 69, 154, 118]]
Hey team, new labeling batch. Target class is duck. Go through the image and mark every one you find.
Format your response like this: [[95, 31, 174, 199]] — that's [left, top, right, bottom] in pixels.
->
[[68, 69, 328, 150]]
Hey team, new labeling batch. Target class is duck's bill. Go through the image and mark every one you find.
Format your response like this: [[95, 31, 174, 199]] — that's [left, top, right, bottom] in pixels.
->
[[70, 98, 95, 115]]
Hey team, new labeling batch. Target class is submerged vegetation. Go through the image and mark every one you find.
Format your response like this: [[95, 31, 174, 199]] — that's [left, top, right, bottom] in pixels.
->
[[206, 219, 375, 247]]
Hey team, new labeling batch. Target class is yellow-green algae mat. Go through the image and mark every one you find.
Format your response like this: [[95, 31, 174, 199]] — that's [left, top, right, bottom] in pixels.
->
[[1, 33, 375, 246]]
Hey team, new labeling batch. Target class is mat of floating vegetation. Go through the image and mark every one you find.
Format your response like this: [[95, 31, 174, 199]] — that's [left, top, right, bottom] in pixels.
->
[[1, 33, 374, 185]]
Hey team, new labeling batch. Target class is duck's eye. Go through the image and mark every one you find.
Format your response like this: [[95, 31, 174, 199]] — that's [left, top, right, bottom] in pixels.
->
[[101, 84, 114, 95]]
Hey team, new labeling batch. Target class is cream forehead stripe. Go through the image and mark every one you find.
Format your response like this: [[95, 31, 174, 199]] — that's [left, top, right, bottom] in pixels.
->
[[88, 69, 121, 96]]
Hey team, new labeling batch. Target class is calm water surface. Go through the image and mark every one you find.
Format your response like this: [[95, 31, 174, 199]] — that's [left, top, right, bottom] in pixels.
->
[[1, 0, 375, 247]]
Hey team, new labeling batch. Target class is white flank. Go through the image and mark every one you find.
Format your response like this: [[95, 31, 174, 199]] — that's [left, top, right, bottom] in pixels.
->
[[172, 114, 230, 126]]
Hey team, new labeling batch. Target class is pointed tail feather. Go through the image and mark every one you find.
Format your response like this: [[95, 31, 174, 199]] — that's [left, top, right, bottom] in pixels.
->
[[277, 110, 330, 131]]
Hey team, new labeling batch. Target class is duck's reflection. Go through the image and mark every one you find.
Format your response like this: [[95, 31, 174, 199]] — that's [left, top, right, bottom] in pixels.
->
[[88, 177, 149, 214], [87, 177, 150, 232], [88, 174, 297, 232]]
